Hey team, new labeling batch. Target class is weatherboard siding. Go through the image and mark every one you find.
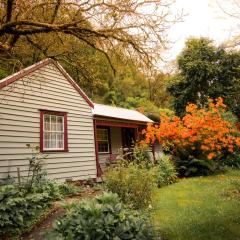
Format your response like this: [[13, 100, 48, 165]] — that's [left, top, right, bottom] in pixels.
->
[[0, 63, 96, 181]]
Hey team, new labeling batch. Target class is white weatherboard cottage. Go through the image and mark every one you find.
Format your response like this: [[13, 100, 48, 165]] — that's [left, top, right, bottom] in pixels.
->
[[0, 59, 156, 182]]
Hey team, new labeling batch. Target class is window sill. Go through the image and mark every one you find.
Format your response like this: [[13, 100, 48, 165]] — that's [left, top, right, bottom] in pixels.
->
[[41, 149, 69, 153]]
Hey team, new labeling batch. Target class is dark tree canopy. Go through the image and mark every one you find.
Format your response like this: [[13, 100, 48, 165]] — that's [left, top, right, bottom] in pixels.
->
[[168, 38, 240, 117]]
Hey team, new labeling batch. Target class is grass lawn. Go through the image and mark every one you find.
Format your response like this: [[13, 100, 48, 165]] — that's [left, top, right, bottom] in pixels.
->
[[152, 169, 240, 240]]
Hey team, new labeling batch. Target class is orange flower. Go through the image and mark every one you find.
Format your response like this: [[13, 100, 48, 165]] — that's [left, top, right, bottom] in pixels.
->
[[141, 98, 240, 161]]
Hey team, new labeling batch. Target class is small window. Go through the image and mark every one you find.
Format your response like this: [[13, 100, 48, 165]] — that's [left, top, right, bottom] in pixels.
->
[[40, 111, 68, 152], [97, 128, 110, 153]]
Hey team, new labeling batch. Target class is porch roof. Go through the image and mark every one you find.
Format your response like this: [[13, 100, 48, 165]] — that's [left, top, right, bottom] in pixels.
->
[[93, 103, 153, 123]]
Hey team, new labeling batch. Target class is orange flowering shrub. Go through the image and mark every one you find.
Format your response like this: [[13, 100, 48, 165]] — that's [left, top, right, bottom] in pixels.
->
[[142, 98, 240, 161]]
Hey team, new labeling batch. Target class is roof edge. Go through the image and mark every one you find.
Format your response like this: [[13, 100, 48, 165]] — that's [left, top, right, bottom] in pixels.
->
[[93, 114, 153, 123], [0, 58, 94, 108]]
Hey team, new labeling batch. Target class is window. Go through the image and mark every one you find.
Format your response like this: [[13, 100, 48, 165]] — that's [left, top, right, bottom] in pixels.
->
[[97, 128, 110, 153], [40, 111, 68, 152]]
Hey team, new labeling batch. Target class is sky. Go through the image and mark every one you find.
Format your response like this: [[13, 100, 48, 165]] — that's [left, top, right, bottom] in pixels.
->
[[164, 0, 240, 62]]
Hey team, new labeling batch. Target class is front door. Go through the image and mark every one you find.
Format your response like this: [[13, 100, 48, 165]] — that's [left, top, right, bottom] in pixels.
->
[[122, 128, 136, 148]]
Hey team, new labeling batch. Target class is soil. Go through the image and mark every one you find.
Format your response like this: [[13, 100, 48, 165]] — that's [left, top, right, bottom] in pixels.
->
[[21, 188, 101, 240]]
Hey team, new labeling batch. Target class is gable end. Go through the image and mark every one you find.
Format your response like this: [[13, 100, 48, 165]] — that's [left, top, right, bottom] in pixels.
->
[[0, 58, 94, 108]]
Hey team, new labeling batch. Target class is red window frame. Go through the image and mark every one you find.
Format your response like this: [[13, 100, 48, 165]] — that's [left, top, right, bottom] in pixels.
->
[[40, 110, 68, 152], [96, 126, 112, 154]]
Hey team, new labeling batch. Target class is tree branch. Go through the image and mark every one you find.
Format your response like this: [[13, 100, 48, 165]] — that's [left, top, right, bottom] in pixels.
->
[[6, 0, 14, 23], [50, 0, 61, 24]]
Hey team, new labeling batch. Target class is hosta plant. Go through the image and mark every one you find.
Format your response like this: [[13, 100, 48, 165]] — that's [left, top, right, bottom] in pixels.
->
[[47, 192, 155, 240]]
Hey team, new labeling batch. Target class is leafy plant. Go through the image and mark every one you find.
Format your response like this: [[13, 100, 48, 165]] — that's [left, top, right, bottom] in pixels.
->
[[0, 174, 15, 186], [0, 185, 52, 237], [104, 164, 155, 209], [58, 183, 84, 196], [132, 144, 153, 168], [222, 148, 240, 169], [155, 154, 178, 187], [23, 144, 48, 192], [31, 180, 62, 200], [47, 192, 155, 239]]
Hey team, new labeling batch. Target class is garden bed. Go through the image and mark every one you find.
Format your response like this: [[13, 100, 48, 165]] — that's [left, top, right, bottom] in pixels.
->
[[21, 187, 101, 240]]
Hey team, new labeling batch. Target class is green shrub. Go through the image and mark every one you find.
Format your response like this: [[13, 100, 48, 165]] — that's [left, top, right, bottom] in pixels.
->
[[132, 144, 153, 168], [222, 148, 240, 169], [171, 148, 225, 177], [48, 192, 155, 240], [155, 154, 178, 187], [174, 153, 224, 177], [24, 144, 48, 192], [104, 164, 155, 209], [0, 185, 52, 237], [58, 183, 84, 196], [31, 180, 62, 200]]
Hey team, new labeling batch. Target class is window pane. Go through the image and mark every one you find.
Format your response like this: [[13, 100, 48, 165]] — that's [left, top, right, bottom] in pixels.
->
[[97, 128, 109, 153], [44, 115, 50, 131], [98, 141, 109, 153], [43, 113, 65, 150], [44, 133, 50, 149], [97, 129, 108, 141], [56, 133, 64, 148], [50, 133, 56, 148], [51, 115, 57, 131], [57, 116, 63, 131]]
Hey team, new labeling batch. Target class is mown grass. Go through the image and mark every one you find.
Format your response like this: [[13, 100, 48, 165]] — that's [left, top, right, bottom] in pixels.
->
[[152, 169, 240, 240]]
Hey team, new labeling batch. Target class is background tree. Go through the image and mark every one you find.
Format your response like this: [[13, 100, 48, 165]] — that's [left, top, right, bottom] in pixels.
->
[[216, 0, 240, 48], [168, 37, 240, 118], [0, 0, 181, 111], [0, 0, 180, 73]]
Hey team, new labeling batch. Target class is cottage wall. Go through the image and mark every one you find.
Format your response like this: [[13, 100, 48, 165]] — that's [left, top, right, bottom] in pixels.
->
[[0, 63, 96, 181]]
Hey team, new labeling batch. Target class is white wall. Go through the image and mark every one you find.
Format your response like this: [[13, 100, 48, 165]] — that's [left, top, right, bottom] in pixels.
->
[[0, 63, 96, 181]]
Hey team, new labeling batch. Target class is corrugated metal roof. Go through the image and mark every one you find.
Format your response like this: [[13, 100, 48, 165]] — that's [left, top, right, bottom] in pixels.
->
[[93, 103, 153, 123]]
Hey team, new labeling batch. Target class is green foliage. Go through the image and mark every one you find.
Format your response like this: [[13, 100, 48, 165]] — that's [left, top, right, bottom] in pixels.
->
[[0, 174, 15, 186], [104, 164, 155, 209], [168, 37, 240, 118], [23, 144, 48, 192], [223, 149, 240, 169], [132, 144, 153, 168], [30, 180, 62, 200], [48, 192, 155, 240], [159, 108, 175, 117], [173, 151, 223, 177], [154, 154, 178, 188], [58, 183, 84, 196], [31, 179, 84, 200], [0, 179, 83, 237], [0, 185, 52, 237]]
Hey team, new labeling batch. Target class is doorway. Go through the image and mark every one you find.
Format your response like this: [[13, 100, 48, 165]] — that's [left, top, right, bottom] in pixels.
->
[[122, 128, 136, 149]]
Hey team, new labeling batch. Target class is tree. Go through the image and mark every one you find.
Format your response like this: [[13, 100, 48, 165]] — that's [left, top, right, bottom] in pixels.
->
[[168, 38, 240, 118], [149, 72, 172, 108], [216, 0, 240, 48], [0, 0, 180, 73]]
